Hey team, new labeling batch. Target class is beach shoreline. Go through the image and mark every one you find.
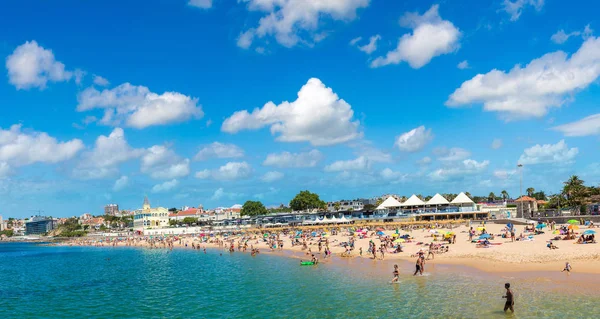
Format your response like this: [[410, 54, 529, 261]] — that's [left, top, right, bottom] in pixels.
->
[[57, 221, 600, 277]]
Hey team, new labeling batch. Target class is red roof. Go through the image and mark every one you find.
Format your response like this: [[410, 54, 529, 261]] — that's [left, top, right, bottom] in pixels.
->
[[515, 196, 536, 202]]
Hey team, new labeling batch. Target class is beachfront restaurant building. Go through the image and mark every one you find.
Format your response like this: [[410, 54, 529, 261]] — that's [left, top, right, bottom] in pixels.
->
[[133, 197, 169, 234]]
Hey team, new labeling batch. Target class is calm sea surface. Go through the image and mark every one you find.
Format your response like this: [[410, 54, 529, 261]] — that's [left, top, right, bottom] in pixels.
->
[[0, 243, 599, 319]]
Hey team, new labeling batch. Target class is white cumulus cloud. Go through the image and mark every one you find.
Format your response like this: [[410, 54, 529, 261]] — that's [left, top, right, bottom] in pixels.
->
[[0, 162, 12, 179], [237, 0, 369, 49], [518, 140, 578, 165], [141, 145, 190, 179], [263, 150, 323, 168], [113, 176, 129, 192], [324, 156, 369, 172], [501, 0, 544, 22], [353, 35, 381, 54], [551, 25, 593, 44], [395, 126, 433, 152], [194, 142, 244, 161], [434, 147, 471, 162], [77, 83, 203, 129], [491, 139, 503, 149], [73, 128, 144, 179], [93, 75, 110, 86], [457, 60, 470, 69], [6, 40, 82, 90], [188, 0, 212, 9], [261, 171, 284, 182], [151, 179, 179, 193], [428, 159, 489, 181], [447, 37, 600, 120], [553, 113, 600, 136], [0, 124, 83, 167], [195, 161, 252, 181], [371, 5, 461, 69], [222, 78, 361, 146]]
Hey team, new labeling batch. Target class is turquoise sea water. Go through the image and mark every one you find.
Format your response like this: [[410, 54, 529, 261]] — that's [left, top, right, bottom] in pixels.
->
[[1, 243, 599, 319]]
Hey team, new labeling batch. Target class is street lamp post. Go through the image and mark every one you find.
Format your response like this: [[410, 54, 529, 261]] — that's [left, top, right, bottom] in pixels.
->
[[518, 164, 523, 219]]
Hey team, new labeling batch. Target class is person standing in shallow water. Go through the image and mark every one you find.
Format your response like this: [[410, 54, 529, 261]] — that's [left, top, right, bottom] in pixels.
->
[[503, 283, 514, 313], [391, 264, 399, 283]]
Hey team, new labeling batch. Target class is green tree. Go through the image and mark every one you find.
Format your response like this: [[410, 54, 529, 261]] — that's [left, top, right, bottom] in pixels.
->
[[562, 175, 588, 213], [488, 192, 496, 202], [289, 190, 326, 212], [333, 202, 341, 211], [375, 198, 384, 206], [363, 204, 376, 211], [241, 201, 268, 217], [526, 187, 535, 197], [501, 190, 509, 200], [169, 219, 177, 226], [182, 217, 199, 225], [0, 229, 14, 237]]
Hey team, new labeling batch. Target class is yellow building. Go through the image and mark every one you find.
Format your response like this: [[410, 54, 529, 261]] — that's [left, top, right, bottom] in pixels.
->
[[133, 197, 169, 233]]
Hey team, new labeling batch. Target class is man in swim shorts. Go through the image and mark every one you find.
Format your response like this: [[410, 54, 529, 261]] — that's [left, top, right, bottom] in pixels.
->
[[502, 283, 514, 313]]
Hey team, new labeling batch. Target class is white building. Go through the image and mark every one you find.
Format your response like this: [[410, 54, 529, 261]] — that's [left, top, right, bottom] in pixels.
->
[[133, 197, 169, 233], [327, 200, 364, 212]]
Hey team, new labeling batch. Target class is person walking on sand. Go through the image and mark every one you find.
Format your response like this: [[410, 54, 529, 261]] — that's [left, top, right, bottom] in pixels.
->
[[502, 283, 514, 313], [562, 262, 572, 273]]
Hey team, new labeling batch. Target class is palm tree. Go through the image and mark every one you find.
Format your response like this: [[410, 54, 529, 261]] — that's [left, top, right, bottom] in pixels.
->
[[488, 192, 496, 202], [464, 192, 471, 199], [562, 175, 588, 213], [526, 187, 535, 197], [501, 190, 509, 200]]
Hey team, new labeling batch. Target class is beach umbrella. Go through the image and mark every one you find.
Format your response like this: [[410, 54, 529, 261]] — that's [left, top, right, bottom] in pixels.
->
[[393, 238, 405, 243], [477, 227, 485, 231], [479, 234, 491, 239], [567, 220, 579, 225], [392, 233, 399, 237], [568, 225, 579, 230], [583, 230, 596, 235], [376, 227, 384, 231], [535, 224, 544, 229], [377, 231, 385, 236]]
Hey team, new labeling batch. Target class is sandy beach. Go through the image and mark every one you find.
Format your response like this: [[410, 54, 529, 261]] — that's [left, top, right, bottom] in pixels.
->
[[64, 220, 600, 275]]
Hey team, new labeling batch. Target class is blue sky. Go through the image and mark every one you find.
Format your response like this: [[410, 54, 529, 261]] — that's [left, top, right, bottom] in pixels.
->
[[1, 0, 600, 218]]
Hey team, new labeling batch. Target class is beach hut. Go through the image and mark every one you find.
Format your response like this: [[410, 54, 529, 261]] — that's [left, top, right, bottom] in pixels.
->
[[426, 193, 450, 212]]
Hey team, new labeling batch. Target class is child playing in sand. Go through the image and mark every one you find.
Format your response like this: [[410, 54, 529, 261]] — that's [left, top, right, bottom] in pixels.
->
[[562, 262, 572, 272]]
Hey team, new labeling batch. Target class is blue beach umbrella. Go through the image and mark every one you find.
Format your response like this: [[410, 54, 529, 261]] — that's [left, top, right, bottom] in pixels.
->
[[479, 234, 491, 240], [583, 230, 596, 235], [377, 231, 385, 236]]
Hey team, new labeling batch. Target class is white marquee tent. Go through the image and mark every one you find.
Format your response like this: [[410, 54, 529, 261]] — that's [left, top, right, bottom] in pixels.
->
[[426, 193, 450, 205], [401, 194, 425, 207], [450, 192, 474, 205], [376, 196, 402, 210]]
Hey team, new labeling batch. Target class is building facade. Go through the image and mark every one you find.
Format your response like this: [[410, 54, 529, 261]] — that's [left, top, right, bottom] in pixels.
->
[[327, 200, 364, 212], [25, 216, 57, 235], [133, 197, 169, 233], [104, 204, 119, 216]]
